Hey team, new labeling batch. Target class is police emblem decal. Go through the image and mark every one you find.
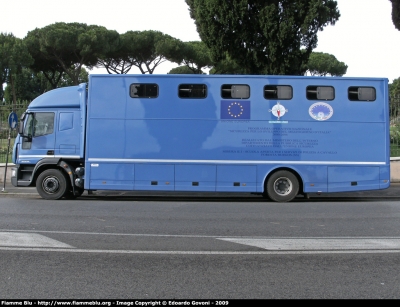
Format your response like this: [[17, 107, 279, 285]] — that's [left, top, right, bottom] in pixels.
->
[[309, 102, 333, 121], [269, 102, 288, 120]]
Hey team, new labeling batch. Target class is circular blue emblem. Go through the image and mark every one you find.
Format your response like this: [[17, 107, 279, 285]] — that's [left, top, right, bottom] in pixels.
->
[[309, 102, 333, 121]]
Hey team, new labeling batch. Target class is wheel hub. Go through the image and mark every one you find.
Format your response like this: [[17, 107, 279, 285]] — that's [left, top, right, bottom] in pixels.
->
[[274, 177, 293, 196], [42, 176, 60, 194]]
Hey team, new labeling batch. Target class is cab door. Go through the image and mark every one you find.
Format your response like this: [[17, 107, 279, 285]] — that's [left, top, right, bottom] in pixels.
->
[[18, 112, 56, 164]]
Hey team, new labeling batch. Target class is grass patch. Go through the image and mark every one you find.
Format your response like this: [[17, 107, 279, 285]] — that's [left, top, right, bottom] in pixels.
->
[[0, 138, 15, 163], [391, 144, 400, 158]]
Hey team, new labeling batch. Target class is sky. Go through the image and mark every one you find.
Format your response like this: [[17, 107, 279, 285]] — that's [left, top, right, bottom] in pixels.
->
[[1, 0, 400, 83]]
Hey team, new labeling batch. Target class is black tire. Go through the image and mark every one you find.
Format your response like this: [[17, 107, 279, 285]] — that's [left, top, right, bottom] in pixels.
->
[[266, 170, 299, 202], [36, 169, 69, 200]]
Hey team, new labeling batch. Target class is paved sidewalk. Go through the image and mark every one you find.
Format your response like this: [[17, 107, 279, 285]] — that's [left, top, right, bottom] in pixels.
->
[[1, 181, 399, 199]]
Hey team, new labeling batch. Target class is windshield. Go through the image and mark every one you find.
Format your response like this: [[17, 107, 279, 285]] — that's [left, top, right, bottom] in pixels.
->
[[24, 112, 55, 137]]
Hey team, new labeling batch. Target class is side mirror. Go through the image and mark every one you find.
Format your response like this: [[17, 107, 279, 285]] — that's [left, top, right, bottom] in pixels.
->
[[18, 112, 26, 135], [18, 120, 24, 135], [18, 112, 32, 141]]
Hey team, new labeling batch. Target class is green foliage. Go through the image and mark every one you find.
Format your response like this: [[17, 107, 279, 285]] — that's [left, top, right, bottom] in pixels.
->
[[0, 33, 15, 99], [389, 77, 400, 101], [95, 37, 128, 74], [390, 0, 400, 30], [0, 71, 4, 101], [98, 30, 183, 74], [0, 99, 29, 162], [186, 0, 340, 75], [24, 23, 119, 84], [209, 52, 247, 74], [0, 32, 33, 103], [305, 52, 348, 76], [0, 33, 33, 75], [59, 67, 89, 87], [3, 68, 47, 103], [3, 67, 89, 103], [390, 79, 400, 131], [174, 41, 213, 74], [23, 28, 65, 89], [168, 66, 196, 74], [391, 124, 400, 147]]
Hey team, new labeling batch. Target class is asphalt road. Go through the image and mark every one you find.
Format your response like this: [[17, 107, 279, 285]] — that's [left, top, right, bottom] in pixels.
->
[[2, 181, 400, 199], [1, 184, 400, 299]]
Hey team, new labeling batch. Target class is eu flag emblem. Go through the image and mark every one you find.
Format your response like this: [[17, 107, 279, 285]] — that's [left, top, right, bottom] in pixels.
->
[[220, 100, 250, 119]]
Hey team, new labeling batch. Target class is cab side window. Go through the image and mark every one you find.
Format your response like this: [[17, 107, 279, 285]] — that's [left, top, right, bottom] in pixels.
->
[[33, 112, 55, 137]]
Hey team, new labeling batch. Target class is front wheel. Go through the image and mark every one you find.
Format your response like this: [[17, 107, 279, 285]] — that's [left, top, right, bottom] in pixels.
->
[[265, 170, 299, 202], [36, 169, 68, 200]]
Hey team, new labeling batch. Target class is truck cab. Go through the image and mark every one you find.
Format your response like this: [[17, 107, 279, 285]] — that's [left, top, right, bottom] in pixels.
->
[[11, 83, 87, 199]]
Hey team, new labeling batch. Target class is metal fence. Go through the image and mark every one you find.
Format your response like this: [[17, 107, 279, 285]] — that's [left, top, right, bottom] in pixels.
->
[[390, 95, 400, 157], [2, 97, 400, 163], [0, 101, 29, 163]]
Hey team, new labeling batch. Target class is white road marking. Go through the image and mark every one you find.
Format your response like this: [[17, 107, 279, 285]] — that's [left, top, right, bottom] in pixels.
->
[[0, 232, 73, 248], [217, 238, 400, 250], [5, 229, 400, 241], [0, 247, 400, 255], [1, 229, 400, 254]]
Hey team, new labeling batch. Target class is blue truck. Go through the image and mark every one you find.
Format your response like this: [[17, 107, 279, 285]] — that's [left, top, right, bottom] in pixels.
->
[[11, 74, 390, 202]]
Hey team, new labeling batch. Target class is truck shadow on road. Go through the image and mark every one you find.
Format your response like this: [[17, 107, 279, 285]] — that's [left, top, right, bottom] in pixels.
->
[[73, 193, 400, 203]]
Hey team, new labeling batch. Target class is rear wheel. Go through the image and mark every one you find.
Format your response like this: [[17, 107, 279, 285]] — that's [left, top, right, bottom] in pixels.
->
[[36, 169, 68, 200], [266, 170, 299, 202]]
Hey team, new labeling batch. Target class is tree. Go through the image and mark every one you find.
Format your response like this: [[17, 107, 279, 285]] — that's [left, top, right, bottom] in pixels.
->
[[3, 68, 48, 103], [57, 67, 89, 87], [24, 22, 119, 84], [3, 67, 88, 103], [94, 36, 128, 74], [390, 0, 400, 30], [174, 41, 213, 74], [0, 32, 33, 105], [0, 63, 6, 102], [23, 28, 66, 89], [186, 0, 340, 75], [209, 52, 247, 74], [390, 77, 400, 101], [123, 30, 183, 74], [389, 77, 400, 146], [97, 30, 183, 74], [168, 66, 196, 74], [305, 52, 347, 76]]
